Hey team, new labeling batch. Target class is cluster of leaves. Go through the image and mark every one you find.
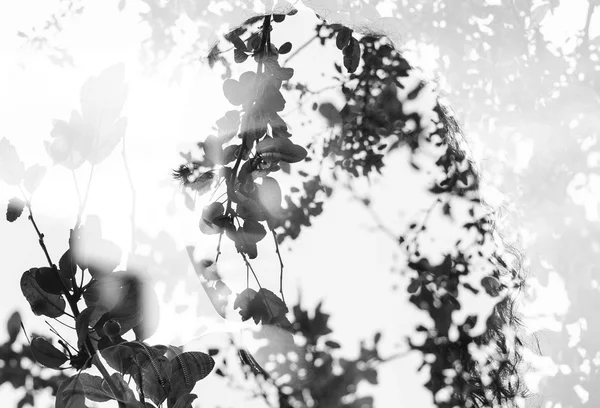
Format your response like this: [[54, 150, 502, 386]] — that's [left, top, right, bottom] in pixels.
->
[[212, 302, 382, 408], [0, 311, 69, 408], [174, 13, 307, 261], [6, 203, 216, 407], [174, 15, 529, 408]]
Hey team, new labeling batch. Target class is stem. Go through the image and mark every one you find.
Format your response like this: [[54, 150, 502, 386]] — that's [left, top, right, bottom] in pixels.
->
[[215, 232, 224, 263], [272, 230, 285, 304], [240, 253, 276, 321], [122, 138, 137, 254], [75, 165, 95, 230], [225, 15, 272, 217], [26, 205, 54, 267], [282, 33, 318, 66], [25, 205, 125, 407]]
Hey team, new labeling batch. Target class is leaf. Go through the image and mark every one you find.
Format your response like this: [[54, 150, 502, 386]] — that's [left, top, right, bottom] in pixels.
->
[[87, 117, 128, 165], [80, 63, 128, 131], [256, 136, 307, 163], [278, 42, 292, 54], [30, 337, 68, 368], [59, 249, 77, 290], [216, 110, 240, 143], [45, 111, 89, 169], [6, 311, 21, 344], [343, 37, 361, 73], [172, 394, 198, 408], [325, 340, 341, 349], [23, 164, 46, 193], [336, 27, 353, 50], [101, 343, 139, 375], [318, 102, 342, 126], [21, 268, 66, 318], [34, 266, 65, 295], [199, 202, 225, 235], [223, 79, 245, 105], [0, 138, 26, 185], [222, 144, 242, 164], [76, 306, 108, 349], [273, 67, 294, 81], [6, 197, 25, 222], [273, 14, 286, 23], [257, 176, 282, 217], [99, 372, 137, 403], [234, 48, 249, 63], [234, 288, 258, 321], [55, 375, 86, 408], [77, 373, 112, 402], [136, 352, 171, 405], [234, 220, 267, 258], [168, 352, 215, 406], [203, 135, 223, 166]]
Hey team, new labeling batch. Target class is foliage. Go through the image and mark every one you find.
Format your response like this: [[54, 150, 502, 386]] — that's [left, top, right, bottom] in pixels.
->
[[0, 311, 69, 408], [12, 0, 597, 407]]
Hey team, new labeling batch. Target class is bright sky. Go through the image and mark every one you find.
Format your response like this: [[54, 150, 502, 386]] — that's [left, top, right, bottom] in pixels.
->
[[0, 0, 596, 407]]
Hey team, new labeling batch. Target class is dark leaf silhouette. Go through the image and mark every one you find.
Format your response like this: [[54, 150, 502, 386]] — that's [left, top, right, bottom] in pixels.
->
[[6, 197, 25, 222], [20, 268, 66, 318], [34, 266, 64, 295], [342, 37, 360, 73], [279, 41, 292, 54], [30, 337, 68, 368], [6, 311, 21, 344]]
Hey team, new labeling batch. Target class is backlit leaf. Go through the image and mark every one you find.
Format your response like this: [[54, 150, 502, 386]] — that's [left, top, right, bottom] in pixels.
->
[[23, 164, 46, 193], [0, 138, 25, 185]]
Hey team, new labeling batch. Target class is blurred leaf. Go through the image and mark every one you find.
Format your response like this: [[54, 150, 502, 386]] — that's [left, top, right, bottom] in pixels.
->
[[257, 176, 283, 218], [56, 375, 87, 408], [0, 138, 25, 185], [23, 164, 46, 193], [31, 337, 68, 368], [203, 135, 223, 166], [6, 311, 21, 344], [199, 202, 225, 235], [6, 197, 25, 222]]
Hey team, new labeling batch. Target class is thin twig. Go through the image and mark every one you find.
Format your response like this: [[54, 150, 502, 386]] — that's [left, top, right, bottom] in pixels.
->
[[75, 165, 95, 230], [26, 203, 54, 268], [282, 33, 318, 66], [45, 321, 77, 352], [271, 230, 285, 304], [71, 169, 82, 207], [215, 232, 224, 263]]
